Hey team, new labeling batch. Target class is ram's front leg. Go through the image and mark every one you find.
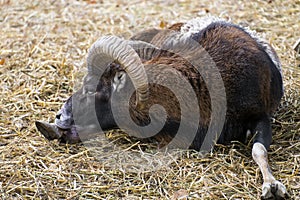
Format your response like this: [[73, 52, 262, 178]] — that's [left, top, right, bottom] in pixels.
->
[[251, 116, 289, 199]]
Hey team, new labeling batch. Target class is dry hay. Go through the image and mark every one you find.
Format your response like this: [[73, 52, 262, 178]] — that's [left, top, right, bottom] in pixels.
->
[[0, 0, 299, 199]]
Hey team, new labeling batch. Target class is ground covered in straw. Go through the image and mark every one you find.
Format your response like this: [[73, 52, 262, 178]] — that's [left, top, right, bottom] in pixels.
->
[[0, 0, 299, 199]]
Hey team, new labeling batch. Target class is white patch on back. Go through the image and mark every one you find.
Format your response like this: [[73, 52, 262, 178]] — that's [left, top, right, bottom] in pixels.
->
[[179, 16, 227, 40]]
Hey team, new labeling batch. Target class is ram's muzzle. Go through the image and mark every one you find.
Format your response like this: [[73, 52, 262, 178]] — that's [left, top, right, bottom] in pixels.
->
[[36, 96, 82, 143], [35, 120, 81, 144]]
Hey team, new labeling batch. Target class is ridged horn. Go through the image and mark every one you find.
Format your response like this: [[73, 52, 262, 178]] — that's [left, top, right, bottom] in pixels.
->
[[86, 35, 149, 108], [126, 40, 162, 61], [127, 29, 176, 61]]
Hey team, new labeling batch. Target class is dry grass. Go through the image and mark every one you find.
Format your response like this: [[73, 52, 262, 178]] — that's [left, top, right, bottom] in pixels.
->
[[0, 0, 299, 199]]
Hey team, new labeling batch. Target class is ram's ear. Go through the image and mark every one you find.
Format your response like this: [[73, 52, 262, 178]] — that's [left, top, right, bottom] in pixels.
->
[[112, 71, 126, 92]]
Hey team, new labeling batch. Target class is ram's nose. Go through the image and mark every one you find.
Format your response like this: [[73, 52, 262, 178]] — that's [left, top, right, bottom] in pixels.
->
[[56, 112, 62, 120], [35, 121, 62, 140]]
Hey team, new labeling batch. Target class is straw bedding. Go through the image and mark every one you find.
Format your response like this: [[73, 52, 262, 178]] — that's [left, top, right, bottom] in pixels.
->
[[0, 0, 299, 199]]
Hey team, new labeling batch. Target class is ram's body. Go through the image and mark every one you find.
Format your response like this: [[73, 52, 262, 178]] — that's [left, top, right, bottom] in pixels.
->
[[36, 17, 288, 199], [131, 20, 283, 150]]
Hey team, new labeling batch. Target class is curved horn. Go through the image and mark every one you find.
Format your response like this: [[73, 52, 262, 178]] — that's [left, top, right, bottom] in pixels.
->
[[87, 35, 149, 108], [126, 40, 162, 61], [127, 29, 177, 61]]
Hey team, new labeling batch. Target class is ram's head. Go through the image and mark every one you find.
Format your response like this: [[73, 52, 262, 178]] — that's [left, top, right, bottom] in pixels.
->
[[36, 36, 153, 143]]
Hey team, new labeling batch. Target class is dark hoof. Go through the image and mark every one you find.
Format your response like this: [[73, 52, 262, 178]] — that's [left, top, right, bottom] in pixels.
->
[[261, 181, 289, 200], [35, 121, 62, 140]]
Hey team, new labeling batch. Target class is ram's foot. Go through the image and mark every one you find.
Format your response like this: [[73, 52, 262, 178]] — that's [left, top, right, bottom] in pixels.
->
[[261, 181, 289, 200]]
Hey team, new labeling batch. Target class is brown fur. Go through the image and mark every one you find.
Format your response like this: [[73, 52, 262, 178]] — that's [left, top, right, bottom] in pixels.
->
[[129, 21, 283, 148]]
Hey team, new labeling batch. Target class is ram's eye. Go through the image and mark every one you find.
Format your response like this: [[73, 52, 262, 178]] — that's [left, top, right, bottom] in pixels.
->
[[86, 90, 95, 95], [83, 85, 96, 95]]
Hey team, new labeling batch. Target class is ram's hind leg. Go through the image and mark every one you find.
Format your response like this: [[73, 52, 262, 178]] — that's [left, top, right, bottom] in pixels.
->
[[251, 115, 289, 199]]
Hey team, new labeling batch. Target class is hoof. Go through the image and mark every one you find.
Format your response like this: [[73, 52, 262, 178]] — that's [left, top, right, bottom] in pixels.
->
[[35, 121, 62, 140], [261, 181, 289, 200]]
